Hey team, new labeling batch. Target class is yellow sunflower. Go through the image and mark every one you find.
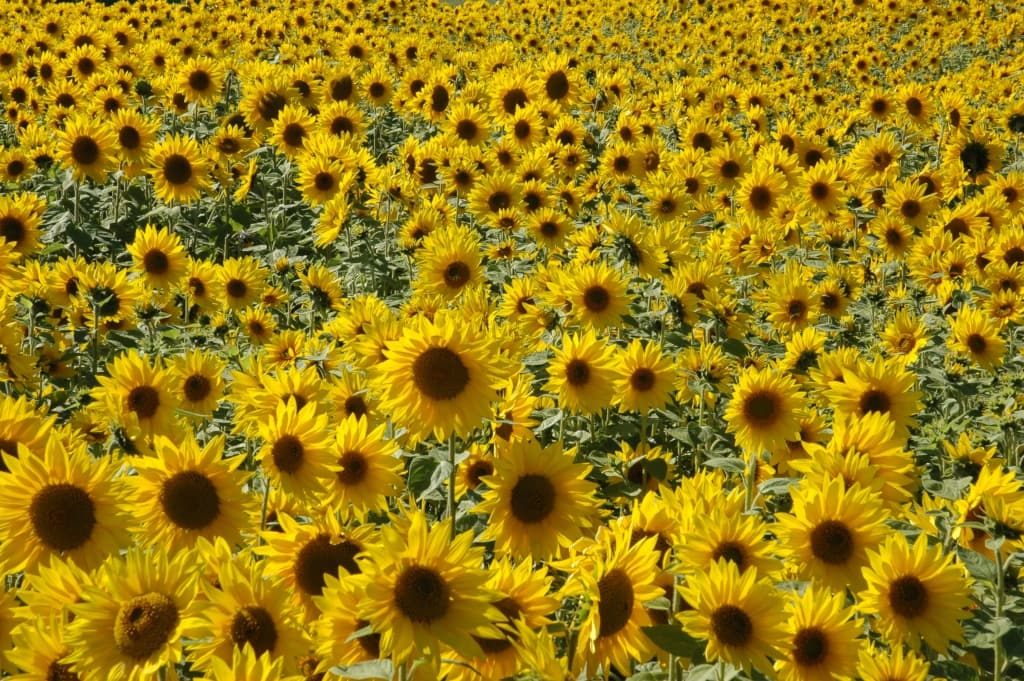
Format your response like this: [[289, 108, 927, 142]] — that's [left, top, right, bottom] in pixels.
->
[[545, 329, 617, 416], [563, 260, 634, 330], [414, 225, 484, 301], [613, 339, 676, 413], [64, 547, 199, 681], [257, 399, 334, 503], [170, 348, 226, 418], [857, 644, 930, 681], [125, 223, 187, 291], [0, 437, 127, 574], [724, 366, 807, 455], [476, 438, 600, 560], [574, 526, 664, 676], [0, 191, 46, 259], [56, 115, 117, 183], [183, 559, 309, 674], [91, 350, 180, 446], [372, 315, 511, 442], [773, 585, 863, 681], [321, 414, 403, 520], [356, 509, 501, 664], [127, 434, 255, 553], [147, 134, 212, 204], [678, 560, 787, 675], [947, 304, 1006, 370], [7, 616, 78, 680], [0, 393, 54, 473], [775, 475, 891, 591], [859, 533, 973, 652], [825, 357, 922, 441]]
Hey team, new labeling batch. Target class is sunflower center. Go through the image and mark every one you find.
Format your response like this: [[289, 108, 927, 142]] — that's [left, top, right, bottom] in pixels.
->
[[966, 333, 987, 354], [565, 359, 591, 386], [262, 426, 307, 472], [183, 374, 212, 403], [118, 126, 141, 150], [394, 565, 450, 623], [160, 470, 220, 530], [467, 459, 494, 485], [163, 154, 193, 185], [711, 541, 747, 570], [810, 181, 830, 200], [113, 593, 179, 660], [257, 92, 287, 122], [792, 626, 829, 666], [0, 217, 25, 245], [226, 279, 248, 300], [502, 88, 527, 115], [430, 85, 449, 113], [218, 138, 240, 154], [901, 200, 921, 219], [295, 534, 362, 596], [959, 141, 990, 177], [29, 483, 96, 551], [45, 660, 79, 681], [443, 261, 471, 289], [629, 368, 656, 392], [582, 285, 610, 312], [545, 71, 569, 100], [70, 136, 100, 165], [710, 604, 753, 647], [143, 249, 170, 275], [411, 347, 470, 401], [343, 395, 367, 418], [749, 186, 773, 211], [597, 568, 634, 638], [787, 299, 807, 320], [128, 385, 160, 419], [742, 390, 780, 427], [858, 389, 890, 414], [509, 473, 556, 524], [888, 575, 928, 618], [188, 277, 206, 297], [230, 606, 278, 655], [488, 190, 511, 212], [282, 123, 306, 148], [720, 160, 741, 179], [809, 519, 854, 565], [188, 70, 211, 92], [335, 450, 368, 486]]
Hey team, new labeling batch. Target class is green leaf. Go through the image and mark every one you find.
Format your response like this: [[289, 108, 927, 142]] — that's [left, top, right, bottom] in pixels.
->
[[957, 547, 997, 583], [642, 458, 668, 481], [702, 457, 746, 474], [720, 338, 748, 358], [329, 659, 392, 680], [406, 456, 439, 498], [758, 477, 797, 496], [922, 476, 972, 500], [641, 626, 702, 657]]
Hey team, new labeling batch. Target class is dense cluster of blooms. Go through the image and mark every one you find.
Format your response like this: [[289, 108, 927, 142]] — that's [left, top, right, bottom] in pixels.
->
[[0, 0, 1023, 679]]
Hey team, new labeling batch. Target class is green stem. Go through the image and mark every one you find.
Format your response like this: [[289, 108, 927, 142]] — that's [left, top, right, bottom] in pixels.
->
[[257, 477, 271, 545], [448, 435, 458, 541], [994, 545, 1005, 681]]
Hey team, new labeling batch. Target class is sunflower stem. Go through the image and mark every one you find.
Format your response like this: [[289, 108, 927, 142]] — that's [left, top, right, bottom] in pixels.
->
[[994, 544, 1005, 681], [257, 476, 271, 545], [447, 435, 457, 541]]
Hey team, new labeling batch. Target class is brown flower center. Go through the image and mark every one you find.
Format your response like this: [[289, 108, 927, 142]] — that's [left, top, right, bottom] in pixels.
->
[[163, 154, 192, 185], [509, 473, 555, 524], [335, 450, 368, 486], [710, 605, 753, 647], [113, 593, 179, 660], [966, 333, 988, 355], [629, 368, 656, 392], [160, 470, 220, 530], [711, 541, 747, 570], [858, 389, 890, 415], [70, 136, 100, 166], [128, 385, 160, 419], [294, 534, 362, 596], [230, 606, 278, 655], [271, 435, 305, 474], [30, 483, 96, 551], [792, 626, 829, 666], [597, 568, 634, 638], [809, 519, 854, 565], [183, 374, 212, 403], [565, 359, 591, 386], [443, 261, 471, 289], [742, 390, 780, 427], [394, 566, 449, 623], [411, 347, 470, 401], [888, 575, 928, 618], [582, 285, 610, 313], [142, 249, 169, 275]]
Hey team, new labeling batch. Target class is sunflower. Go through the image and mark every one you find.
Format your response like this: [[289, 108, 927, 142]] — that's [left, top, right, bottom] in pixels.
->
[[239, 76, 296, 132], [91, 350, 180, 446], [0, 393, 53, 472], [147, 134, 212, 205], [257, 512, 372, 621], [320, 414, 403, 519], [724, 366, 806, 455], [773, 586, 862, 681], [7, 616, 80, 680], [126, 223, 187, 291], [311, 572, 382, 673], [109, 107, 159, 169], [183, 559, 309, 674], [445, 100, 491, 146], [295, 154, 350, 206], [679, 506, 778, 577], [64, 547, 198, 681], [372, 315, 510, 442], [573, 526, 663, 676], [0, 436, 126, 574], [56, 115, 117, 183], [257, 399, 334, 503], [357, 509, 500, 664], [446, 558, 560, 681], [612, 339, 675, 413], [545, 329, 617, 416], [177, 56, 225, 105], [944, 128, 1003, 184], [857, 645, 930, 681], [859, 533, 973, 652], [775, 475, 890, 591], [0, 191, 45, 259], [947, 304, 1006, 370], [467, 171, 521, 228], [219, 256, 268, 311], [825, 357, 922, 440], [414, 225, 484, 301], [170, 348, 226, 418], [270, 104, 314, 159], [880, 310, 928, 363], [735, 161, 787, 219], [205, 647, 298, 681], [562, 260, 633, 330], [127, 434, 254, 553], [476, 438, 600, 560], [678, 560, 786, 675]]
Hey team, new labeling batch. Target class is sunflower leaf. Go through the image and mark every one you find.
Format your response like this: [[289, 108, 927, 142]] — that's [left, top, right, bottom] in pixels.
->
[[957, 547, 997, 583], [641, 625, 702, 658], [329, 659, 393, 680]]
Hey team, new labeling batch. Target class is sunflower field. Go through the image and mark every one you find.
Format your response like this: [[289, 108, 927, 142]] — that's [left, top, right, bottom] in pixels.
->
[[2, 0, 1024, 679]]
